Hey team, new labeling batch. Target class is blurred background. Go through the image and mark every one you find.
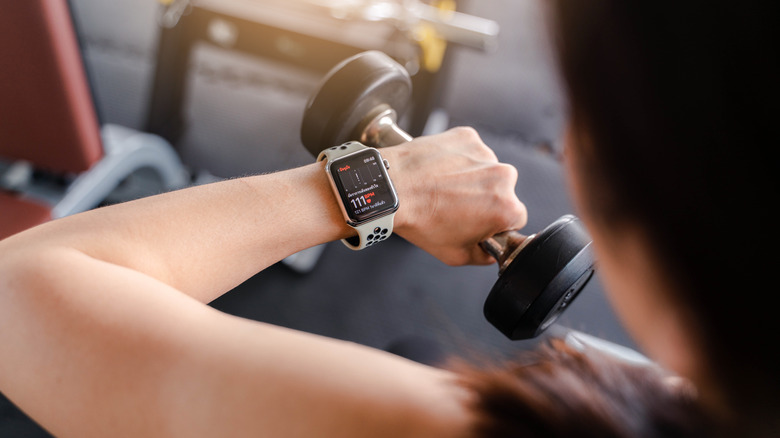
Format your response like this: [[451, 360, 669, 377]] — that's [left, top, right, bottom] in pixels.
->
[[2, 0, 638, 434], [68, 0, 638, 363]]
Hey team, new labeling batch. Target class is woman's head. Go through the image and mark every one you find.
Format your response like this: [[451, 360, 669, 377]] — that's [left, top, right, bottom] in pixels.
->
[[548, 0, 778, 430]]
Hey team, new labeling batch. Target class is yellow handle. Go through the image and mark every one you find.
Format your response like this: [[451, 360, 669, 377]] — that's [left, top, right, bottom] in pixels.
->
[[415, 0, 456, 73]]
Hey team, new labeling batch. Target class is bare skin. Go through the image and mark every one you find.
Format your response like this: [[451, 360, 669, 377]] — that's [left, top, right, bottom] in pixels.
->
[[0, 128, 527, 437]]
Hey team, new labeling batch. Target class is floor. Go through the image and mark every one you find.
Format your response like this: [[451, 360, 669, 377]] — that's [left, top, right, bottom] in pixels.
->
[[1, 1, 639, 435]]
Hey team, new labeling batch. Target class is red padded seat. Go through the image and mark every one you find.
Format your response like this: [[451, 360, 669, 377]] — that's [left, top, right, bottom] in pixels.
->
[[0, 0, 188, 242], [0, 193, 52, 240], [0, 0, 102, 240], [0, 0, 103, 174]]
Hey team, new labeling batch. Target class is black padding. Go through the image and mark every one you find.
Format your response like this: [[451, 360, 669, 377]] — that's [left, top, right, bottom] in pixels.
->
[[301, 51, 412, 156], [483, 215, 595, 340]]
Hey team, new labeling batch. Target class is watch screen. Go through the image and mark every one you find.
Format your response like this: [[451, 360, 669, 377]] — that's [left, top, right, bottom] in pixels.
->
[[329, 149, 399, 223]]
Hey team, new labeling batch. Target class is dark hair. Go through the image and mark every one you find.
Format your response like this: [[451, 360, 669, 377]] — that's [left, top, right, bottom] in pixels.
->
[[456, 339, 712, 438], [549, 0, 779, 433]]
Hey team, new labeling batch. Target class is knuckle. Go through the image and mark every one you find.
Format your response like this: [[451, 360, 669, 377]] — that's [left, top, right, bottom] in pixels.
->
[[450, 125, 480, 141], [493, 202, 524, 229], [510, 200, 528, 228], [477, 144, 498, 163], [495, 163, 518, 182], [486, 165, 526, 230], [449, 127, 497, 161], [486, 164, 518, 195]]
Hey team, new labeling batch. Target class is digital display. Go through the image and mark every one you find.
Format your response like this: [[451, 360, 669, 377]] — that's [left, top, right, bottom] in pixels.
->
[[329, 149, 399, 224]]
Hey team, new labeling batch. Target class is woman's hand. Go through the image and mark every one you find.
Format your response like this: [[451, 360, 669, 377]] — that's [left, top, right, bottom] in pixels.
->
[[384, 127, 527, 266]]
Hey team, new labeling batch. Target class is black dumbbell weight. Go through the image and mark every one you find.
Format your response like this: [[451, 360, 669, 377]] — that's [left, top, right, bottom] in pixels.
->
[[301, 51, 595, 340]]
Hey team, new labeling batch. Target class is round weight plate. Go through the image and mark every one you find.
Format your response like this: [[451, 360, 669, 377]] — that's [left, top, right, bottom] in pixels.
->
[[483, 215, 595, 340], [301, 51, 412, 156]]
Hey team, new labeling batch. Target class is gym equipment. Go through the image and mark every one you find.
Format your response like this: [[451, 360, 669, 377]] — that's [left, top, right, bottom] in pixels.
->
[[301, 50, 595, 340], [0, 0, 189, 241], [147, 0, 499, 146]]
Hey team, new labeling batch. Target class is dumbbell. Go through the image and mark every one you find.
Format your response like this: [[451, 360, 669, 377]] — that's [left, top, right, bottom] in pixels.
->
[[301, 51, 595, 340]]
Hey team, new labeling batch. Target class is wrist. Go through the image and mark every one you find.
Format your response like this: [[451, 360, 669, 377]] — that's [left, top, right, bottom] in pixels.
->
[[290, 162, 355, 243], [377, 145, 413, 234], [317, 143, 400, 250]]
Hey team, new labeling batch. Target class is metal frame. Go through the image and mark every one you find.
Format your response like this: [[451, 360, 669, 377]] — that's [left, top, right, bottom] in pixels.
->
[[145, 1, 450, 146]]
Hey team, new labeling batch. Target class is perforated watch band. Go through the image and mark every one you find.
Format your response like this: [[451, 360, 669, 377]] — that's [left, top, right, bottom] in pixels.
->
[[316, 141, 368, 163], [343, 213, 395, 250], [318, 142, 397, 250]]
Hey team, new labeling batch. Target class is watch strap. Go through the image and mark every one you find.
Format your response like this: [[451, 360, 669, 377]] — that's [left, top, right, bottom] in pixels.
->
[[317, 141, 368, 162], [344, 210, 395, 250], [318, 142, 397, 251]]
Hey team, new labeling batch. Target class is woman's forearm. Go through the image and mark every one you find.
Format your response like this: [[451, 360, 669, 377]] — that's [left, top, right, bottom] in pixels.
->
[[1, 163, 348, 303], [0, 128, 528, 303]]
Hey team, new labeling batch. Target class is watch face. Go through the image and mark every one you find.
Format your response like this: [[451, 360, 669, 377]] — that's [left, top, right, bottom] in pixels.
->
[[329, 148, 399, 224]]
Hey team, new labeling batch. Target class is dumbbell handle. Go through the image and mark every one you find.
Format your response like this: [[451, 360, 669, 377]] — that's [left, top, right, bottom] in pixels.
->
[[358, 107, 413, 145], [359, 107, 533, 273]]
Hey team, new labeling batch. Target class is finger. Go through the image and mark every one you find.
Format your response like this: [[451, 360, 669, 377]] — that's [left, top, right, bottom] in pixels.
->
[[469, 244, 498, 266], [507, 198, 528, 231]]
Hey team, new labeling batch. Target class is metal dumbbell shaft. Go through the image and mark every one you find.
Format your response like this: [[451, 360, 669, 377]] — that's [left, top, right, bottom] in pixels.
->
[[358, 107, 413, 146]]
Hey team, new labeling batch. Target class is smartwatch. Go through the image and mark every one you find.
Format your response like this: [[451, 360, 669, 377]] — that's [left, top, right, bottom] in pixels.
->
[[318, 142, 400, 250]]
